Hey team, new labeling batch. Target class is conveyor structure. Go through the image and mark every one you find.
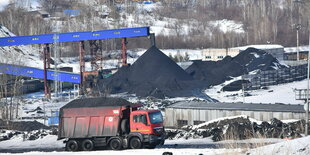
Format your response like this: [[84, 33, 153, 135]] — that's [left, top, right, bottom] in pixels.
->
[[0, 27, 151, 97]]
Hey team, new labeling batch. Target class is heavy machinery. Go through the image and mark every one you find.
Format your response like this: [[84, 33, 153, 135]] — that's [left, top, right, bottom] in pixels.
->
[[58, 97, 165, 151]]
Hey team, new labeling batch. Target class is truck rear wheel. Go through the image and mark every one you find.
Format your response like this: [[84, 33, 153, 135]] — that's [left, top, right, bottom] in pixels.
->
[[81, 139, 94, 151], [129, 137, 142, 149], [109, 138, 122, 150], [66, 140, 80, 151]]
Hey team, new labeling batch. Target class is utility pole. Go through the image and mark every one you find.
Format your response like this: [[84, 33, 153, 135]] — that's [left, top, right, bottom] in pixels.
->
[[296, 24, 301, 61], [294, 0, 302, 61], [53, 33, 60, 98], [306, 32, 310, 136]]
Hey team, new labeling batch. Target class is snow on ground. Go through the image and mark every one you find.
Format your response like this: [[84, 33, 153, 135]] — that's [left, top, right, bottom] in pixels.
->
[[205, 77, 307, 105], [0, 148, 241, 155], [0, 134, 64, 149], [0, 133, 300, 155], [19, 89, 79, 120], [248, 136, 310, 155]]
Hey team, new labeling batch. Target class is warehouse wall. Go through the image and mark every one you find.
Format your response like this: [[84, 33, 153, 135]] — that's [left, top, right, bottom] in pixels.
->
[[164, 108, 305, 128]]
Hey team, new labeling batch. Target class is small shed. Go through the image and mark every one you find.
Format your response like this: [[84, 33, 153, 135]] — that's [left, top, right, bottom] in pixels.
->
[[164, 101, 305, 128], [29, 10, 50, 18]]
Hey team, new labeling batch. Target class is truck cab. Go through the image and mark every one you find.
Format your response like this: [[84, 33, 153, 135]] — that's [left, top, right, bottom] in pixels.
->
[[128, 110, 165, 148]]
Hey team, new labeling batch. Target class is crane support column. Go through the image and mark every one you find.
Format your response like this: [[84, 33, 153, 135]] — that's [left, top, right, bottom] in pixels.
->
[[121, 38, 128, 66], [89, 40, 101, 71], [79, 41, 85, 94], [43, 44, 51, 99]]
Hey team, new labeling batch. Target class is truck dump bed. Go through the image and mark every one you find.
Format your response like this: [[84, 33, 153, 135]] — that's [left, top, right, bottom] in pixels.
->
[[58, 97, 139, 140]]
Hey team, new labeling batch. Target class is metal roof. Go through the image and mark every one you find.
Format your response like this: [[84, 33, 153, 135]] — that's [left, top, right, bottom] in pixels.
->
[[168, 101, 305, 113], [284, 46, 309, 53]]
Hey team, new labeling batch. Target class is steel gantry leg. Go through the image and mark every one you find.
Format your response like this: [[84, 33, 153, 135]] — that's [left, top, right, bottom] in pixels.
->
[[121, 38, 128, 66], [43, 44, 51, 99], [89, 40, 102, 71], [79, 41, 85, 95]]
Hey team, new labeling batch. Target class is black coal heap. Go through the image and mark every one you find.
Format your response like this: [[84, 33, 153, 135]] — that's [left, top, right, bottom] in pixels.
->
[[186, 48, 286, 86], [103, 46, 209, 98]]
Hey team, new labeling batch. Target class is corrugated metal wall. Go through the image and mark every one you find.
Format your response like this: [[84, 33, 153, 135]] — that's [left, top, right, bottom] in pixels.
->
[[164, 108, 305, 128]]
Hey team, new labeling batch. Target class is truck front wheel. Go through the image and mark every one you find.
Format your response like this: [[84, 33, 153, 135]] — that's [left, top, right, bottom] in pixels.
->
[[81, 139, 94, 151], [129, 137, 142, 149], [66, 140, 80, 151]]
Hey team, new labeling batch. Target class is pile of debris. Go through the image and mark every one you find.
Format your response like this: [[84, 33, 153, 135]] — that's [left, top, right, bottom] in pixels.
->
[[166, 116, 306, 142], [0, 130, 21, 141], [102, 46, 212, 99], [0, 119, 50, 131], [186, 48, 287, 86], [0, 129, 57, 142]]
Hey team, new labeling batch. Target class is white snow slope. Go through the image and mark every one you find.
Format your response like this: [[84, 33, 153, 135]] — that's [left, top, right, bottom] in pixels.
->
[[0, 25, 42, 68], [205, 77, 307, 105], [248, 136, 310, 155]]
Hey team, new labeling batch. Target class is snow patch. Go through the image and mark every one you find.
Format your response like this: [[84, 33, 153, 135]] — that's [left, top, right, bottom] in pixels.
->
[[0, 0, 9, 11], [193, 115, 256, 130], [251, 52, 260, 58], [209, 19, 244, 33], [205, 77, 307, 105], [248, 136, 310, 155]]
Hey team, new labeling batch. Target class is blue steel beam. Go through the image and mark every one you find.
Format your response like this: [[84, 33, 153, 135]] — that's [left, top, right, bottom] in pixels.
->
[[0, 63, 80, 83], [0, 27, 149, 46]]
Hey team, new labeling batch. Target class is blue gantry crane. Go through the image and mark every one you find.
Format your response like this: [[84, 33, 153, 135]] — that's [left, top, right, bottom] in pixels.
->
[[0, 27, 152, 97]]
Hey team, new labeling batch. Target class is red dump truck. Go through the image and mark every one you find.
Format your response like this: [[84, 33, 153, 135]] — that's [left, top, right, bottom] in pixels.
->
[[58, 97, 165, 151]]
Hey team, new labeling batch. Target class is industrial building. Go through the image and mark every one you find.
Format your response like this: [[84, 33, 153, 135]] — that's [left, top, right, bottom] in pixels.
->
[[202, 45, 285, 62], [164, 101, 305, 128], [201, 48, 239, 61]]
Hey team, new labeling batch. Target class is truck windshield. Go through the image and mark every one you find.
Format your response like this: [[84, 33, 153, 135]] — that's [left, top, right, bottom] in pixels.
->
[[149, 111, 163, 124]]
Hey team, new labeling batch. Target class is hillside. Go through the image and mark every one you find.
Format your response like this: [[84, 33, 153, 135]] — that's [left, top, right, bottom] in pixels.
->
[[0, 0, 309, 56], [0, 25, 42, 68]]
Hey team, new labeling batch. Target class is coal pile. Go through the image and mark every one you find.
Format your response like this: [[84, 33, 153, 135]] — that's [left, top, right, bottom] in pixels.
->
[[0, 129, 56, 142], [166, 116, 307, 142], [0, 119, 50, 131], [102, 46, 211, 99], [186, 48, 287, 86], [0, 130, 21, 141]]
